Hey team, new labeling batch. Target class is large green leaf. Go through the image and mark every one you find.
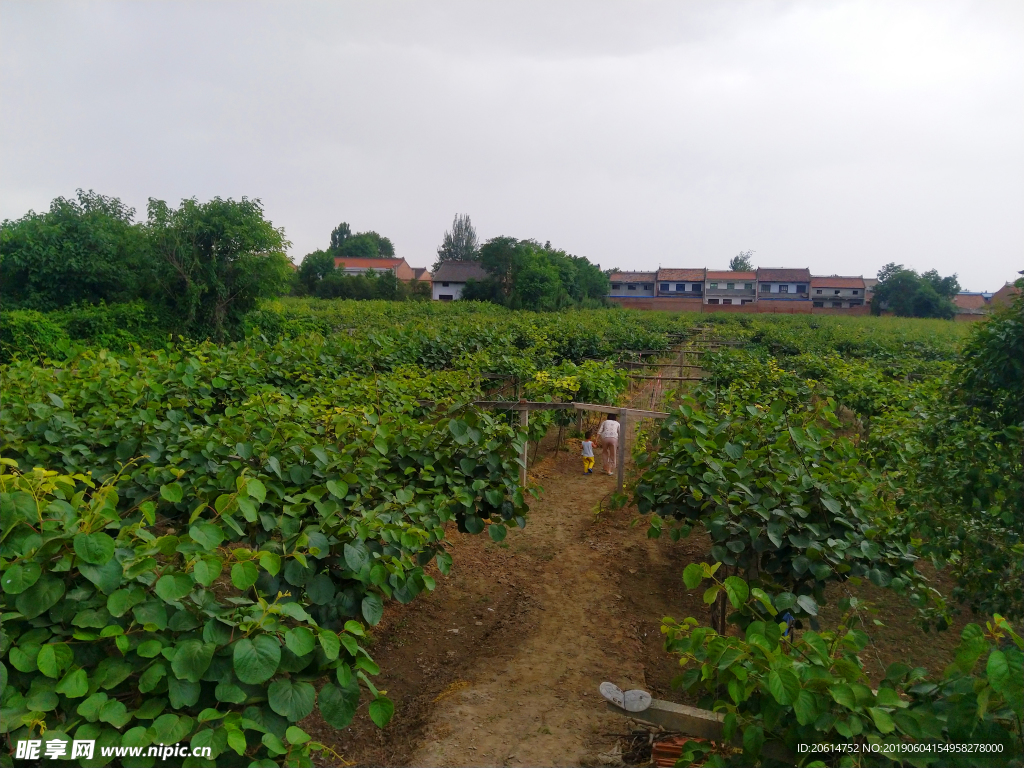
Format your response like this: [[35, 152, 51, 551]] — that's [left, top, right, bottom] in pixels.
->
[[15, 574, 65, 619], [318, 680, 360, 728], [285, 627, 315, 657], [368, 696, 395, 728], [767, 668, 800, 705], [155, 573, 194, 603], [171, 640, 217, 683], [1, 562, 41, 594], [74, 532, 116, 565], [233, 635, 281, 684], [79, 559, 123, 595], [267, 679, 316, 722], [362, 593, 384, 625]]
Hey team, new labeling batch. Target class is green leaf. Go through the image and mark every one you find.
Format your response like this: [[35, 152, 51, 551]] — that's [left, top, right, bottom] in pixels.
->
[[246, 478, 267, 504], [172, 640, 216, 683], [742, 725, 764, 759], [986, 650, 1009, 692], [488, 523, 507, 543], [233, 635, 281, 684], [37, 643, 73, 678], [831, 684, 857, 710], [463, 514, 484, 534], [79, 559, 123, 595], [160, 482, 184, 503], [231, 561, 259, 591], [193, 557, 222, 587], [319, 680, 361, 728], [1, 561, 41, 594], [227, 729, 247, 755], [56, 668, 89, 698], [326, 480, 349, 499], [168, 675, 201, 708], [285, 627, 315, 657], [189, 523, 224, 551], [362, 593, 384, 625], [319, 630, 340, 661], [285, 726, 310, 745], [16, 574, 65, 619], [793, 689, 818, 725], [259, 551, 281, 576], [869, 707, 895, 733], [344, 541, 370, 572], [155, 573, 194, 603], [768, 668, 800, 705], [682, 563, 703, 589], [796, 594, 818, 616], [368, 696, 395, 728], [723, 576, 749, 609], [268, 678, 316, 722], [74, 532, 116, 565]]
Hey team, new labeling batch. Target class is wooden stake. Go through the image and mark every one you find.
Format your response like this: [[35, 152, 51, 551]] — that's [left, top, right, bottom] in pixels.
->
[[519, 407, 529, 488], [616, 414, 629, 493]]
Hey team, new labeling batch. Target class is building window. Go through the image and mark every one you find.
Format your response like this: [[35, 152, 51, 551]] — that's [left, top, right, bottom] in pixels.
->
[[611, 283, 621, 289], [744, 283, 753, 290], [813, 301, 824, 307], [676, 283, 685, 291], [779, 285, 790, 293], [442, 282, 449, 287], [760, 284, 770, 293], [834, 289, 841, 295], [642, 284, 653, 291], [660, 283, 670, 291], [692, 284, 702, 292], [440, 295, 453, 301], [723, 299, 733, 305], [627, 285, 636, 291], [831, 301, 842, 308], [852, 290, 859, 295], [727, 282, 735, 290], [797, 284, 807, 293], [709, 282, 718, 289], [708, 298, 719, 304], [741, 299, 752, 304], [816, 289, 822, 294]]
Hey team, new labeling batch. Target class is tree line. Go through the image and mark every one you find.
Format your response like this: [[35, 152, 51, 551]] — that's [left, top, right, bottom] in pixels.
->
[[1, 190, 291, 340]]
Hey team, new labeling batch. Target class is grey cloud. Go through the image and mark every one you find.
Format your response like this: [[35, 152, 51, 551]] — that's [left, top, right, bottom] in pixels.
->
[[2, 0, 1021, 290]]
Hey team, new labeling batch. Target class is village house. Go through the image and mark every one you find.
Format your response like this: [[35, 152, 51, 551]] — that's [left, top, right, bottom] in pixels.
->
[[608, 272, 657, 298], [704, 270, 756, 305], [990, 281, 1021, 308], [810, 275, 867, 308], [655, 268, 706, 298], [756, 268, 811, 303], [431, 260, 489, 301], [333, 256, 430, 283]]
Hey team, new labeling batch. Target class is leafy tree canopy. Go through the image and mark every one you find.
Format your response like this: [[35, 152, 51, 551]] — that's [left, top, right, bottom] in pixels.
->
[[872, 263, 958, 319], [147, 196, 292, 340], [434, 213, 479, 271], [0, 189, 150, 310], [328, 221, 394, 260], [729, 250, 754, 272], [466, 237, 609, 311]]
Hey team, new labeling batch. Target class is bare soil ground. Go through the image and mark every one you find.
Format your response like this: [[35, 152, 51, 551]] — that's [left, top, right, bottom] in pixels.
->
[[303, 434, 974, 767]]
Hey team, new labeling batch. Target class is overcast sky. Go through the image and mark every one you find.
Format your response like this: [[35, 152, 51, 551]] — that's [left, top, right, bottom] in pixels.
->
[[2, 1, 1021, 291]]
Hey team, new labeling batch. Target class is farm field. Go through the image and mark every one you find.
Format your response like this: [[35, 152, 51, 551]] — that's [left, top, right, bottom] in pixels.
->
[[1, 299, 1022, 767]]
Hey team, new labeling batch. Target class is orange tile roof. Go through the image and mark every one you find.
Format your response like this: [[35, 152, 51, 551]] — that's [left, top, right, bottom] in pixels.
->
[[334, 257, 407, 269]]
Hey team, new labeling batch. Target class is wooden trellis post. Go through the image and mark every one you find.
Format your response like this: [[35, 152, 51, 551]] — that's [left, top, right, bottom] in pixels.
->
[[519, 407, 529, 488]]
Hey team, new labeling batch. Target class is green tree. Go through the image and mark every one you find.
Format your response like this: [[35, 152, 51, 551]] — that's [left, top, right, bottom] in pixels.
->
[[871, 263, 956, 319], [297, 249, 336, 294], [0, 189, 150, 310], [147, 196, 292, 340], [434, 213, 479, 270], [329, 222, 351, 252], [729, 250, 754, 272]]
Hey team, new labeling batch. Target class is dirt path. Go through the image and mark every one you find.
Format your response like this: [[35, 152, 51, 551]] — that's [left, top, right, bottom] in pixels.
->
[[309, 443, 703, 767], [409, 456, 655, 767]]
